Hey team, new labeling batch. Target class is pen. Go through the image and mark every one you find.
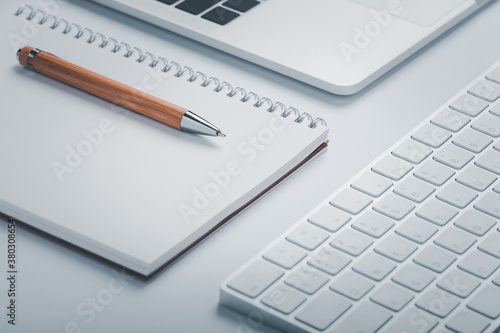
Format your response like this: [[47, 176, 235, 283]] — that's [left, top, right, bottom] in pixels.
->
[[16, 46, 225, 137]]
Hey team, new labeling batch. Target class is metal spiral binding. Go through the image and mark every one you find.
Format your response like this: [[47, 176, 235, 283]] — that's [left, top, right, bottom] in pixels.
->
[[15, 4, 327, 129]]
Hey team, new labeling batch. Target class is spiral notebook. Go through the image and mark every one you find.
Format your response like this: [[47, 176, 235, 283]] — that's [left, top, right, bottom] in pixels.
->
[[0, 5, 328, 276]]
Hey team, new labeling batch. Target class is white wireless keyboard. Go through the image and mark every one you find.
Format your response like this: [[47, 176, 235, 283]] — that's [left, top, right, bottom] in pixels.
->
[[220, 60, 500, 333]]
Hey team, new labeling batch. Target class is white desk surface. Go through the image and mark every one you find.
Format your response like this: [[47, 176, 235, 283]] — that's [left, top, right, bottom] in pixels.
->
[[2, 1, 500, 332]]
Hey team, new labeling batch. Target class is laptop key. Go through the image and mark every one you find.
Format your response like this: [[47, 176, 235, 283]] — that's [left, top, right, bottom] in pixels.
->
[[416, 287, 460, 318], [332, 302, 392, 333], [414, 160, 455, 186], [487, 65, 500, 84], [227, 259, 283, 298], [330, 228, 373, 256], [433, 144, 474, 169], [396, 216, 438, 244], [307, 247, 351, 275], [392, 263, 435, 292], [467, 285, 500, 319], [411, 123, 451, 148], [475, 150, 500, 175], [329, 188, 372, 215], [471, 113, 500, 138], [261, 284, 306, 314], [176, 0, 222, 14], [285, 265, 329, 294], [478, 232, 500, 259], [383, 307, 438, 333], [416, 199, 458, 226], [374, 234, 418, 262], [445, 309, 490, 333], [433, 227, 476, 254], [431, 108, 470, 132], [454, 210, 496, 236], [351, 171, 393, 197], [370, 282, 414, 311], [458, 250, 500, 279], [352, 211, 394, 238], [450, 94, 488, 117], [307, 205, 351, 233], [436, 182, 477, 209], [263, 241, 306, 269], [391, 139, 432, 164], [453, 128, 492, 153], [373, 193, 415, 220], [474, 192, 500, 218], [413, 245, 456, 273], [372, 155, 413, 180], [352, 252, 396, 281], [222, 0, 260, 12], [294, 291, 351, 330], [437, 269, 480, 298], [330, 271, 374, 300], [456, 165, 497, 191], [468, 79, 500, 102], [286, 223, 329, 251], [202, 7, 239, 25]]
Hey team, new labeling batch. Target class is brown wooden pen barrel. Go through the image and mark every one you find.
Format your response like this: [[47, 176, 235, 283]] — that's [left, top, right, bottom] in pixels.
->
[[17, 46, 186, 129]]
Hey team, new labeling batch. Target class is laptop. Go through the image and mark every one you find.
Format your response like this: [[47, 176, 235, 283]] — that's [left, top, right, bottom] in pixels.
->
[[88, 0, 492, 95]]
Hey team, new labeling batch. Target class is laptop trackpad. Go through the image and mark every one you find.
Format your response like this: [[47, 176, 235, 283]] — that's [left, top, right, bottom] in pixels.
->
[[351, 0, 469, 26]]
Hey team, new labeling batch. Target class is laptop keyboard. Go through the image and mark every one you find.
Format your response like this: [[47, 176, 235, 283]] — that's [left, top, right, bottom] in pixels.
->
[[220, 60, 500, 332], [156, 0, 261, 25]]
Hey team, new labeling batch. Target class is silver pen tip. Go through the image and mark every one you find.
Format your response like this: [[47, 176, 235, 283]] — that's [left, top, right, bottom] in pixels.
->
[[217, 131, 226, 137]]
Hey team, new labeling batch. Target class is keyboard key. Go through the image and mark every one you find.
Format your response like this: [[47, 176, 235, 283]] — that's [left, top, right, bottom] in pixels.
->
[[412, 123, 451, 148], [450, 94, 489, 117], [351, 171, 393, 197], [468, 79, 500, 102], [392, 139, 432, 164], [370, 282, 414, 312], [491, 102, 500, 117], [351, 211, 394, 238], [396, 216, 438, 244], [261, 284, 306, 314], [471, 113, 500, 137], [374, 234, 418, 262], [329, 188, 372, 215], [467, 285, 500, 319], [445, 309, 490, 333], [333, 302, 392, 332], [394, 176, 435, 203], [384, 307, 438, 333], [416, 199, 458, 226], [373, 193, 415, 220], [487, 65, 500, 84], [286, 223, 329, 251], [436, 182, 478, 209], [433, 144, 474, 170], [308, 205, 351, 232], [330, 271, 374, 300], [307, 247, 351, 275], [414, 159, 455, 186], [494, 273, 500, 286], [414, 245, 456, 273], [263, 241, 306, 269], [202, 7, 239, 25], [453, 128, 492, 153], [434, 227, 476, 254], [330, 228, 373, 256], [431, 108, 470, 132], [227, 259, 283, 297], [352, 253, 396, 281], [456, 165, 497, 191], [372, 155, 414, 182], [458, 250, 500, 279], [285, 265, 329, 294], [222, 0, 259, 12], [416, 287, 460, 318], [474, 192, 500, 218], [176, 0, 222, 14], [295, 291, 351, 330], [437, 269, 480, 298], [454, 210, 496, 236], [475, 149, 500, 174], [392, 263, 435, 292], [478, 232, 500, 259]]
